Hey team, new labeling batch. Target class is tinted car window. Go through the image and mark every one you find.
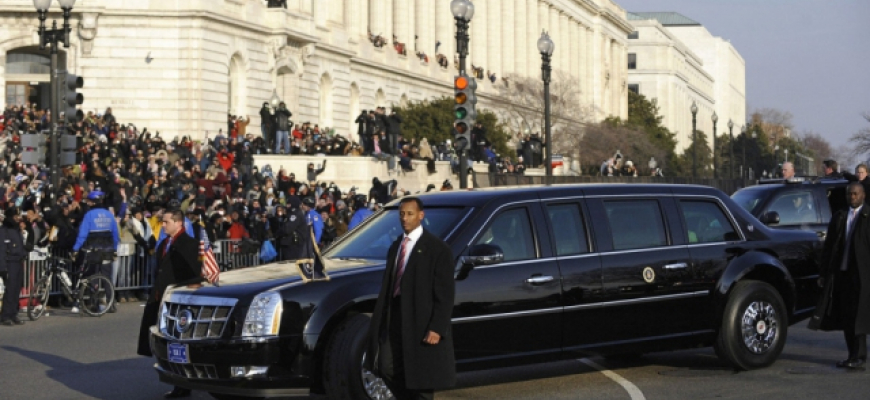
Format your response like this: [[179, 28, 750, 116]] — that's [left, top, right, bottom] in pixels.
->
[[546, 203, 589, 256], [604, 200, 667, 250], [731, 187, 768, 215], [680, 200, 739, 243], [767, 191, 818, 226], [474, 208, 536, 261], [326, 207, 467, 260]]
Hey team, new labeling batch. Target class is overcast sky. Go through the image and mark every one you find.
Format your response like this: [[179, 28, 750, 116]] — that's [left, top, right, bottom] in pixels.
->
[[617, 0, 870, 150]]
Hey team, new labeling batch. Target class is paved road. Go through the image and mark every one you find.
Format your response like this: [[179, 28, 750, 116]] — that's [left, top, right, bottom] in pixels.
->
[[1, 302, 869, 400]]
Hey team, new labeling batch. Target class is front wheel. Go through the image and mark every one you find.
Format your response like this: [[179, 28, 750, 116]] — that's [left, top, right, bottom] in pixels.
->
[[78, 274, 115, 317], [27, 277, 50, 320], [717, 280, 788, 370], [323, 313, 393, 400]]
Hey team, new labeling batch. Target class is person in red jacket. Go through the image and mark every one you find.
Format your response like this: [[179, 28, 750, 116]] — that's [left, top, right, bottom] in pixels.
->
[[217, 150, 234, 172], [227, 211, 249, 240]]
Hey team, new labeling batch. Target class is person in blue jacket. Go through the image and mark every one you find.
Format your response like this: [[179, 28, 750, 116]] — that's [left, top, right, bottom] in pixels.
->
[[347, 195, 373, 231], [71, 191, 120, 313], [301, 197, 323, 244]]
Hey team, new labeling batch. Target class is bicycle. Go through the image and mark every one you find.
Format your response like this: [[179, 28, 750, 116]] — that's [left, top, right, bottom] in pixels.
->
[[26, 250, 116, 320]]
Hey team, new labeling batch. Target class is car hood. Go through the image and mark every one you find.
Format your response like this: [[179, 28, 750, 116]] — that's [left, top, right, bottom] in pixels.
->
[[174, 258, 383, 298]]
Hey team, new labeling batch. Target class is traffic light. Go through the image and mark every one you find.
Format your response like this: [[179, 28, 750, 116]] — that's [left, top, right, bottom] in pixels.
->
[[21, 132, 48, 165], [63, 73, 84, 126], [60, 134, 83, 166], [453, 74, 476, 151]]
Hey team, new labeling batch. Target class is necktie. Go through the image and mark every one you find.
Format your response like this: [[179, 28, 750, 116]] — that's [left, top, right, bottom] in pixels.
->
[[164, 237, 173, 256], [393, 237, 410, 297], [841, 208, 859, 271]]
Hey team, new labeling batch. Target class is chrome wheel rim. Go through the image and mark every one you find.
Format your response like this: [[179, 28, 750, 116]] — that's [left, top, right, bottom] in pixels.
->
[[741, 301, 778, 354], [361, 352, 393, 400]]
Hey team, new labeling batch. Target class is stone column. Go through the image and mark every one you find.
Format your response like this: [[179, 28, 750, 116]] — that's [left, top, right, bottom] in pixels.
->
[[501, 0, 514, 76], [347, 0, 363, 40], [385, 0, 393, 43], [471, 0, 488, 71], [570, 20, 579, 82], [513, 0, 527, 77], [370, 0, 385, 37], [559, 12, 569, 75], [416, 0, 434, 56], [527, 0, 539, 78], [435, 0, 454, 63], [538, 1, 548, 50], [487, 0, 502, 75], [548, 7, 560, 72], [394, 0, 409, 46]]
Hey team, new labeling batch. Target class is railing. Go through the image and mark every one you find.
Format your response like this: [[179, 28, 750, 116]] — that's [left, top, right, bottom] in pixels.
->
[[11, 239, 271, 300]]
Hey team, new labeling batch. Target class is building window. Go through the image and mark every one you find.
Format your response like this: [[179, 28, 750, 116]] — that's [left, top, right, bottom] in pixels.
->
[[628, 31, 639, 39], [628, 53, 637, 70], [628, 84, 639, 94]]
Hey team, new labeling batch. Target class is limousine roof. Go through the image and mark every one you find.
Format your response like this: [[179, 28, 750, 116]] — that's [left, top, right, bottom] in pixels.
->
[[393, 183, 727, 209]]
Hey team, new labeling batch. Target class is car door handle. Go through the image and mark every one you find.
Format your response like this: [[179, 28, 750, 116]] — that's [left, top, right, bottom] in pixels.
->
[[663, 263, 688, 270], [525, 275, 554, 285], [817, 231, 826, 240]]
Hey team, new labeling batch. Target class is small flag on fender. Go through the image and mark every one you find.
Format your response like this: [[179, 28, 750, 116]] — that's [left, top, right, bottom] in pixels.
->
[[200, 235, 220, 286]]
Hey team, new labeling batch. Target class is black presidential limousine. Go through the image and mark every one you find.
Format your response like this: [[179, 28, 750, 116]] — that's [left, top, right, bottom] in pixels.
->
[[150, 184, 822, 400]]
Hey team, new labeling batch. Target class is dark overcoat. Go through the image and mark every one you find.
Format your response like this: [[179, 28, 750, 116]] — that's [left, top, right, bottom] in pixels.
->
[[365, 229, 456, 390], [137, 231, 203, 356], [809, 207, 870, 333]]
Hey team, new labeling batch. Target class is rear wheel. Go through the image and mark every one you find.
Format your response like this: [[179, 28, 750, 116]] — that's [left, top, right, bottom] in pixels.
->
[[27, 277, 50, 320], [323, 313, 393, 400], [716, 280, 788, 370], [79, 274, 115, 317]]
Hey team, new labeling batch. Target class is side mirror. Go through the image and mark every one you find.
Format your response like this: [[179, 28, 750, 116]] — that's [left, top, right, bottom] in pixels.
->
[[760, 211, 780, 226], [459, 244, 505, 267]]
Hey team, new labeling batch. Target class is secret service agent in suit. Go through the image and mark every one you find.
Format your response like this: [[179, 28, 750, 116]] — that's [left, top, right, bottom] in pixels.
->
[[810, 182, 870, 370], [0, 207, 27, 326], [137, 210, 204, 398], [365, 197, 456, 400]]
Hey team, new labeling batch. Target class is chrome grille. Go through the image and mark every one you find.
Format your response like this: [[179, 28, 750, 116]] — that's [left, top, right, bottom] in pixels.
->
[[160, 359, 219, 380], [160, 294, 238, 341]]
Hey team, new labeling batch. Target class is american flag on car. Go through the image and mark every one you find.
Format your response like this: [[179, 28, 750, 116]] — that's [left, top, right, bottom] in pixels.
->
[[199, 228, 219, 286]]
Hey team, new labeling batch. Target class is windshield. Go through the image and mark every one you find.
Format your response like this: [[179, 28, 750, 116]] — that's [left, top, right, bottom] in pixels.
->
[[325, 207, 468, 260], [731, 187, 771, 216]]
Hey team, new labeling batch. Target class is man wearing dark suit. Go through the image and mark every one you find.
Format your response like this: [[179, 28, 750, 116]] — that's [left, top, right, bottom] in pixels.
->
[[365, 197, 455, 399], [137, 209, 204, 398], [811, 182, 870, 370]]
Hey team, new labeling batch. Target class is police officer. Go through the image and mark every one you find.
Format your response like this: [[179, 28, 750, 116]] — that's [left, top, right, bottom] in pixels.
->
[[72, 191, 120, 313], [301, 197, 323, 245], [347, 195, 373, 231], [0, 207, 26, 326], [273, 199, 308, 261]]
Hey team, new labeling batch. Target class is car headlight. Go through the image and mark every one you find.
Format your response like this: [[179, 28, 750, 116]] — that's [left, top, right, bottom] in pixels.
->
[[242, 291, 282, 338], [159, 300, 168, 332]]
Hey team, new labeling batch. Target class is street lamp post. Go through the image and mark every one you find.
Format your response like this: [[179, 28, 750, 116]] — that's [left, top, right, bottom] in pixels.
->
[[711, 111, 718, 179], [690, 101, 698, 178], [33, 0, 76, 197], [741, 125, 747, 179], [727, 119, 734, 179], [451, 0, 474, 188], [538, 31, 555, 181]]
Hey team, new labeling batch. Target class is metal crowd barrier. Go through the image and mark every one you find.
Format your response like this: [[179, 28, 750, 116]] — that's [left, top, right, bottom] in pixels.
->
[[14, 239, 272, 300]]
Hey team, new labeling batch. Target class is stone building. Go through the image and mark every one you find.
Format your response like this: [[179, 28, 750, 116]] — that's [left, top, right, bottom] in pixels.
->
[[626, 12, 746, 151], [0, 0, 632, 141]]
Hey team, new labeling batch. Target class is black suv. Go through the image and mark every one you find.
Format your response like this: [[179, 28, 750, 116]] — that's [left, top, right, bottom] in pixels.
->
[[731, 177, 849, 240], [149, 184, 821, 400]]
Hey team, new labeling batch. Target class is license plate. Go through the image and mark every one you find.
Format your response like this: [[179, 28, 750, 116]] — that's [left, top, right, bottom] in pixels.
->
[[167, 343, 189, 364]]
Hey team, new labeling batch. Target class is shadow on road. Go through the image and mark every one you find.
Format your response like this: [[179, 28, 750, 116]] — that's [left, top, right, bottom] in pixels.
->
[[2, 345, 158, 400]]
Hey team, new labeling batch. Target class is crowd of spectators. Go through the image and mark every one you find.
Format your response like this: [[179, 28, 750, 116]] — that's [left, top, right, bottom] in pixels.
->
[[1, 102, 465, 300]]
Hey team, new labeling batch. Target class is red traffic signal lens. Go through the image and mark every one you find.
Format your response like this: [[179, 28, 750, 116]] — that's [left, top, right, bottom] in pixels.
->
[[455, 76, 469, 90], [455, 122, 469, 134]]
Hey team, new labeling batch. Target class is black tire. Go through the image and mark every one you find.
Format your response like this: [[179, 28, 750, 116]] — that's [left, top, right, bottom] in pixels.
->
[[208, 393, 264, 400], [27, 277, 50, 321], [717, 280, 788, 370], [78, 274, 115, 317], [322, 313, 393, 400]]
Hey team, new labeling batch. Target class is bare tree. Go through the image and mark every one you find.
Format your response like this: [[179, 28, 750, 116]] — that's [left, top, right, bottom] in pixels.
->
[[578, 122, 670, 176], [848, 112, 870, 158], [496, 71, 593, 160], [798, 130, 833, 174], [835, 144, 860, 172]]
